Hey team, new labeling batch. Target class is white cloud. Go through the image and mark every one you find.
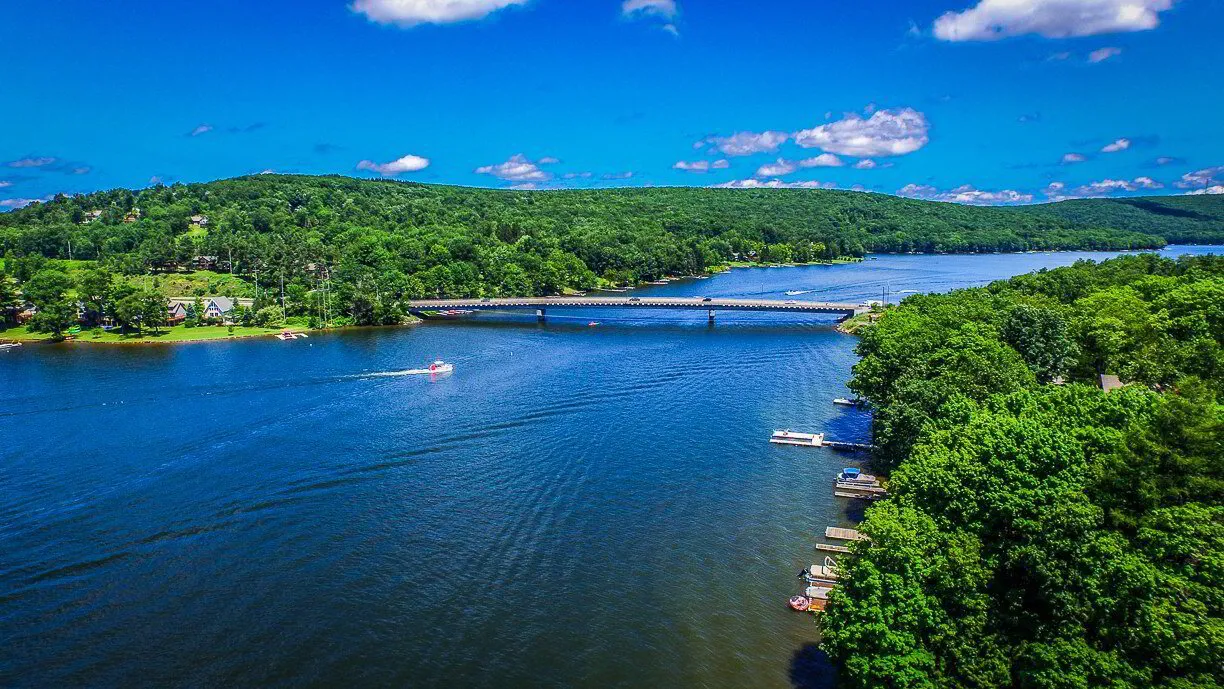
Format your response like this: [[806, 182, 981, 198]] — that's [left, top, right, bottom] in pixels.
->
[[1154, 156, 1179, 166], [5, 156, 57, 168], [351, 0, 529, 26], [1062, 153, 1087, 164], [1175, 166, 1223, 189], [854, 159, 878, 169], [899, 183, 1034, 205], [794, 108, 929, 157], [537, 156, 560, 164], [1071, 176, 1163, 196], [189, 124, 213, 137], [509, 183, 539, 190], [800, 153, 845, 168], [0, 181, 10, 189], [714, 179, 836, 190], [622, 0, 677, 18], [602, 171, 634, 180], [933, 0, 1176, 41], [356, 153, 431, 176], [1088, 46, 1122, 62], [622, 0, 679, 34], [562, 172, 593, 179], [0, 197, 42, 209], [753, 154, 844, 178], [1184, 185, 1224, 195], [474, 154, 557, 182], [1101, 138, 1131, 153], [754, 160, 798, 177], [674, 159, 730, 173], [697, 131, 789, 156]]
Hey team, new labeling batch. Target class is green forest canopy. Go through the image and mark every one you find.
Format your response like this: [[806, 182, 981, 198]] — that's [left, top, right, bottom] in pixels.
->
[[1, 175, 1221, 328], [824, 253, 1223, 689]]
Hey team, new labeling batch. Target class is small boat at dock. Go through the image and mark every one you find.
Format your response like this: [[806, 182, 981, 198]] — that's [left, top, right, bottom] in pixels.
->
[[0, 342, 21, 350], [832, 397, 861, 406], [276, 330, 309, 341]]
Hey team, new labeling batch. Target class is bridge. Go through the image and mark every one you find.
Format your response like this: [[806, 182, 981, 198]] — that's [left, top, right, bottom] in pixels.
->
[[407, 296, 868, 323]]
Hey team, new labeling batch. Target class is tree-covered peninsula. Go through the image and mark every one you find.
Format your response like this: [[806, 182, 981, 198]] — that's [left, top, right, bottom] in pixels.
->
[[824, 253, 1223, 688], [1, 174, 1221, 334]]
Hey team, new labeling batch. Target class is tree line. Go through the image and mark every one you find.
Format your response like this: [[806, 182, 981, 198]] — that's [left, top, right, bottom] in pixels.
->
[[823, 253, 1223, 688]]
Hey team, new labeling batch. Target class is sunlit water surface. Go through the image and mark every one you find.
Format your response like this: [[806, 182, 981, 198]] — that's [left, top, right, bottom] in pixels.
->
[[1, 246, 1217, 688]]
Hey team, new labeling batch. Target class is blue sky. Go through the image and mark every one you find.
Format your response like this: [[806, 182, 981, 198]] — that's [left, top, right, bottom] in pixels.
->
[[2, 0, 1222, 208]]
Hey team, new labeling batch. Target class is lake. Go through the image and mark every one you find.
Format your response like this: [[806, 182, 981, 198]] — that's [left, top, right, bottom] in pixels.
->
[[1, 246, 1217, 688]]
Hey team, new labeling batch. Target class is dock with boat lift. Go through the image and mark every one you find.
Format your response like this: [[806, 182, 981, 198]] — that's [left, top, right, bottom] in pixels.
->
[[833, 469, 888, 500]]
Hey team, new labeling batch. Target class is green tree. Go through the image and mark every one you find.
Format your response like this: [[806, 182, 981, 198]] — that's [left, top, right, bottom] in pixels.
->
[[1002, 304, 1079, 383]]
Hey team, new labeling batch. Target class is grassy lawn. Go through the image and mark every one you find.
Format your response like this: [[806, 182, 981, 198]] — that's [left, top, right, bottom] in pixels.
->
[[0, 324, 291, 344]]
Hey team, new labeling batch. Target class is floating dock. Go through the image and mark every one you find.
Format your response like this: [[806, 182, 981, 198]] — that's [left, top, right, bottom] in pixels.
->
[[815, 543, 852, 554], [770, 431, 872, 451], [825, 527, 865, 541], [770, 430, 824, 447]]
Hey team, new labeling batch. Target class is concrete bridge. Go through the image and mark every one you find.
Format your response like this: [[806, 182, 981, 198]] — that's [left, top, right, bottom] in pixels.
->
[[408, 296, 868, 323]]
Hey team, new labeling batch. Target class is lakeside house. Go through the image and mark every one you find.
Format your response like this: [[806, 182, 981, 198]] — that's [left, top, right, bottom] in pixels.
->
[[167, 297, 255, 325], [1098, 374, 1126, 393], [189, 214, 209, 227]]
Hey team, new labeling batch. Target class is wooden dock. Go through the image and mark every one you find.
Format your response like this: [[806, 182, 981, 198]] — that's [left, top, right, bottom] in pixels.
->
[[835, 491, 886, 500], [815, 543, 851, 554], [825, 527, 865, 541]]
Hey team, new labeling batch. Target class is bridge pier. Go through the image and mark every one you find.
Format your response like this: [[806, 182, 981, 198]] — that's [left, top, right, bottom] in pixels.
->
[[536, 308, 546, 323]]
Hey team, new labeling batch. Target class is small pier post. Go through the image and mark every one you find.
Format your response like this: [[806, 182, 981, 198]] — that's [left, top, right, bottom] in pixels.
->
[[708, 309, 715, 325], [536, 308, 546, 323]]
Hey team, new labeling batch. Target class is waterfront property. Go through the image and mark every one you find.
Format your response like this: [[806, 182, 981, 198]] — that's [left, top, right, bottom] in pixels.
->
[[167, 297, 255, 325]]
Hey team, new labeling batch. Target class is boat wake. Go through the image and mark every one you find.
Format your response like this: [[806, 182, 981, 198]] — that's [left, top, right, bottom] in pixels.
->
[[362, 368, 451, 378], [784, 290, 813, 296]]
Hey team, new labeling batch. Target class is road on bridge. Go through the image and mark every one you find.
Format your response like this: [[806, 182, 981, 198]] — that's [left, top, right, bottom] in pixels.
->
[[407, 296, 868, 320]]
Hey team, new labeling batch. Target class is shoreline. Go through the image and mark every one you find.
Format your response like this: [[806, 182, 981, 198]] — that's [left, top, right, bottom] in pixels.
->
[[0, 321, 422, 347]]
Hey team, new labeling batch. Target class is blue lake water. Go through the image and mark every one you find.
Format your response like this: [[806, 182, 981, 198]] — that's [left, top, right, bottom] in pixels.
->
[[0, 246, 1217, 688]]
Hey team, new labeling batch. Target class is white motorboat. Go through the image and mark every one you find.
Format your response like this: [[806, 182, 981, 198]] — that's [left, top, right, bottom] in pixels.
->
[[832, 397, 859, 406], [0, 342, 21, 350], [403, 360, 454, 375]]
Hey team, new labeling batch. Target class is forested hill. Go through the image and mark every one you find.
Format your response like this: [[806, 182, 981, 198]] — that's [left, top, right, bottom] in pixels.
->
[[1011, 194, 1224, 245], [4, 176, 1223, 268]]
